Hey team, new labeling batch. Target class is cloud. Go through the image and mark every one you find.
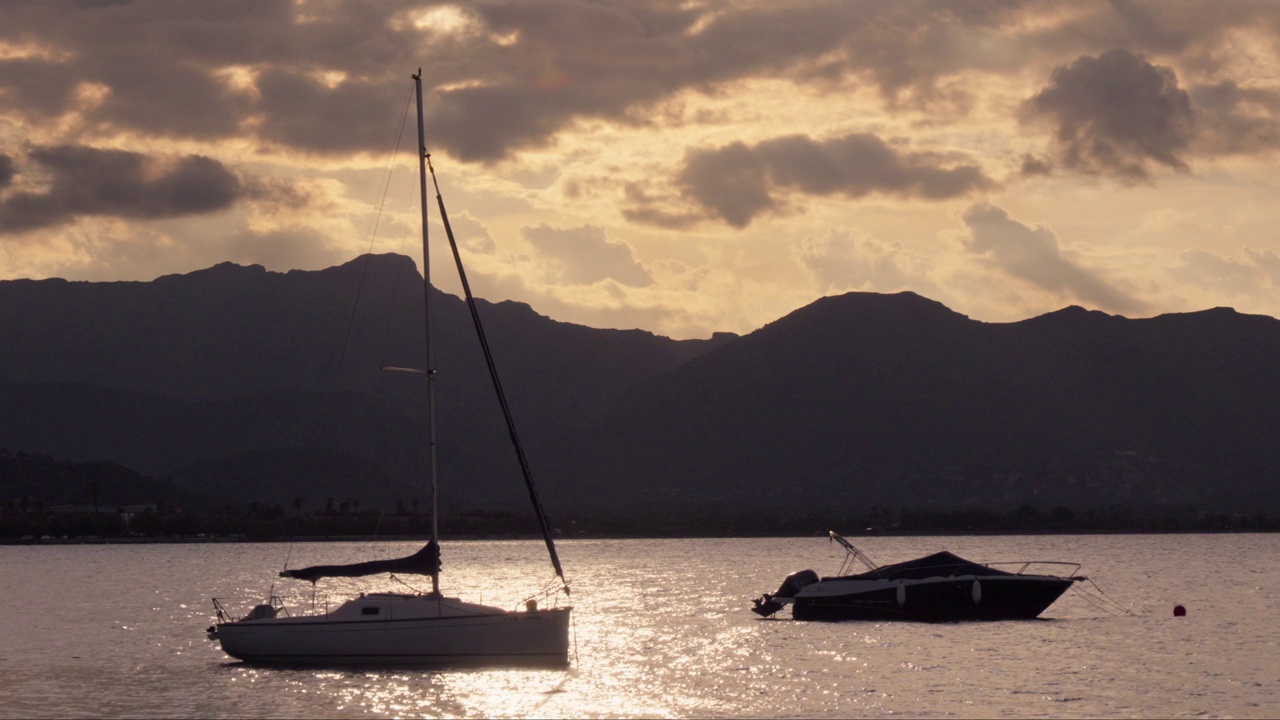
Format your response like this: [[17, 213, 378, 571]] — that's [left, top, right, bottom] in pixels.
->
[[1, 1, 1275, 167], [0, 2, 1091, 164], [1021, 49, 1194, 182], [444, 211, 497, 254], [1189, 81, 1280, 156], [1170, 247, 1280, 296], [43, 220, 350, 284], [794, 229, 930, 294], [620, 181, 703, 229], [662, 133, 993, 228], [1019, 154, 1053, 177], [253, 69, 409, 155], [0, 154, 13, 188], [961, 203, 1145, 314], [218, 225, 350, 273], [464, 264, 691, 337], [0, 57, 81, 121], [0, 145, 242, 235], [521, 223, 652, 287], [1245, 248, 1280, 286]]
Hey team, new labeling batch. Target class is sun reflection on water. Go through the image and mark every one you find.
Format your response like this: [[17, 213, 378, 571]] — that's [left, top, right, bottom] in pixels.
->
[[7, 536, 1280, 718]]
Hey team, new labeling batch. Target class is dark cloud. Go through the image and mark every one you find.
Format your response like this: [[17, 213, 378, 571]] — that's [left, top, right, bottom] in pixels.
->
[[254, 69, 410, 155], [1030, 1, 1280, 70], [88, 57, 252, 140], [1019, 154, 1053, 177], [522, 223, 652, 287], [0, 154, 13, 188], [1022, 49, 1194, 181], [962, 203, 1145, 314], [0, 145, 242, 234], [0, 1, 1052, 162], [1104, 0, 1193, 54], [620, 183, 703, 230], [664, 133, 993, 228], [0, 58, 81, 120], [1189, 81, 1280, 156], [425, 1, 1035, 159], [1, 2, 1277, 167], [676, 142, 774, 228]]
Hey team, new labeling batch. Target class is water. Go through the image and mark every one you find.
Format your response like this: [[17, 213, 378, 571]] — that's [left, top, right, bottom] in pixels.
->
[[1, 534, 1276, 718]]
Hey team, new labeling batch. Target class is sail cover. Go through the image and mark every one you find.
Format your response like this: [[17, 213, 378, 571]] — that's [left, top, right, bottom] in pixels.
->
[[279, 541, 440, 583]]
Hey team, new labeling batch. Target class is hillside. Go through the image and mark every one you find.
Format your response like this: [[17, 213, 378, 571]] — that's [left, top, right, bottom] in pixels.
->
[[3, 258, 1279, 517], [543, 293, 1280, 515], [0, 254, 730, 511]]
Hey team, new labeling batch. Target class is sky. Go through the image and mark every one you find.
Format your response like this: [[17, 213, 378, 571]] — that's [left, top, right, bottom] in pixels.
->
[[2, 0, 1280, 339]]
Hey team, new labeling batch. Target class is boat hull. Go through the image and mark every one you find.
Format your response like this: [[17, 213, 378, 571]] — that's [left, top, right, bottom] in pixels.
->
[[791, 575, 1073, 622], [214, 602, 572, 666]]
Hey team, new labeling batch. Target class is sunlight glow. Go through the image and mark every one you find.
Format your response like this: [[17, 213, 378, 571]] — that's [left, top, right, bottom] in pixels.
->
[[409, 5, 484, 38], [313, 70, 348, 89], [0, 39, 70, 62], [213, 66, 262, 99], [680, 0, 734, 37]]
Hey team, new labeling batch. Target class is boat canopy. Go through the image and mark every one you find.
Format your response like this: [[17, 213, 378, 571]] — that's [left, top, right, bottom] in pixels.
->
[[832, 551, 1016, 581], [280, 540, 441, 583]]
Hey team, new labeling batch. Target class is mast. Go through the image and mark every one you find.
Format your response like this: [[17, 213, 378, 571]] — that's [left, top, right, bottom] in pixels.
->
[[413, 69, 441, 597], [413, 69, 567, 594]]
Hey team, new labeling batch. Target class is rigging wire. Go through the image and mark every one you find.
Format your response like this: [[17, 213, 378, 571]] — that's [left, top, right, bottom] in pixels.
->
[[389, 573, 425, 595], [312, 82, 416, 441], [377, 169, 423, 380], [279, 83, 416, 574]]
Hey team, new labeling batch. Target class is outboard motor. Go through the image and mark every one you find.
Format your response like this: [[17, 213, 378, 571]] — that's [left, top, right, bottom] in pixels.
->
[[752, 569, 819, 617]]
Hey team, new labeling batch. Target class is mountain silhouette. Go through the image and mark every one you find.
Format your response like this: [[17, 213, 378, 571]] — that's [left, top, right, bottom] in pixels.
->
[[542, 292, 1280, 515], [0, 254, 728, 511], [3, 257, 1278, 516]]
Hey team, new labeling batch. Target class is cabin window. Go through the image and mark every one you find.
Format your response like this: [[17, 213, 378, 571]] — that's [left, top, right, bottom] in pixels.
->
[[361, 606, 380, 615]]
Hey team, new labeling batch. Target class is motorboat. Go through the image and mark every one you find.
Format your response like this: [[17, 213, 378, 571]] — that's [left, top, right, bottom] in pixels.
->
[[753, 532, 1084, 622]]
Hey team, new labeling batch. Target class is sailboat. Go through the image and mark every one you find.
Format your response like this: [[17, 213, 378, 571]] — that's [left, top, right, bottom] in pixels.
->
[[207, 70, 572, 666]]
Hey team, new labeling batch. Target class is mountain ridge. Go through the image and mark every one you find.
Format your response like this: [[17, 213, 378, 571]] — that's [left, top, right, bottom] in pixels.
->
[[3, 256, 1278, 516]]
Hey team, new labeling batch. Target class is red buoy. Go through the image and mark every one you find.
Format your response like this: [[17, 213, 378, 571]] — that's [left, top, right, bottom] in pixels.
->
[[1174, 604, 1187, 617]]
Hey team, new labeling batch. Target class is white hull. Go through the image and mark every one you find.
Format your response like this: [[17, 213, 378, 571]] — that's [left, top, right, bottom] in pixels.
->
[[212, 594, 571, 666]]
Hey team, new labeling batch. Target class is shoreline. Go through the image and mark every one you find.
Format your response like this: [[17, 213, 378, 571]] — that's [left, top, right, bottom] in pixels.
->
[[4, 526, 1276, 545]]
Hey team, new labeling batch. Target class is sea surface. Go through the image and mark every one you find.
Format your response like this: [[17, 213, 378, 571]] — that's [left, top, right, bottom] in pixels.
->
[[1, 534, 1276, 718]]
